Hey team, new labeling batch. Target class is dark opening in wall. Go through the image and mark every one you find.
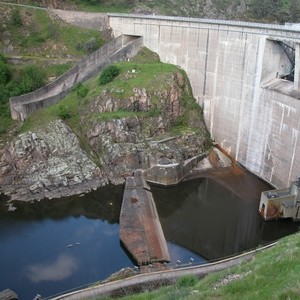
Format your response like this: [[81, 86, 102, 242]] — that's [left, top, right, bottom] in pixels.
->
[[273, 40, 295, 82], [260, 38, 300, 99], [261, 38, 295, 85]]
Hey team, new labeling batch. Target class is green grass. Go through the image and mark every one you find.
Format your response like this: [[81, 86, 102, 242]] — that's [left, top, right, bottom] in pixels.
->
[[0, 4, 103, 136], [99, 232, 300, 300], [44, 63, 73, 78], [2, 6, 103, 57], [98, 62, 179, 99], [19, 59, 194, 137]]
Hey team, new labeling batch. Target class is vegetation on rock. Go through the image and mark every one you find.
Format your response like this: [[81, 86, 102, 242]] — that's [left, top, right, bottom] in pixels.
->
[[1, 47, 211, 198], [0, 3, 104, 136]]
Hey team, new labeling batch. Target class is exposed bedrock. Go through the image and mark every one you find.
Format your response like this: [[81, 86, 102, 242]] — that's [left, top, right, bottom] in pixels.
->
[[0, 71, 211, 201]]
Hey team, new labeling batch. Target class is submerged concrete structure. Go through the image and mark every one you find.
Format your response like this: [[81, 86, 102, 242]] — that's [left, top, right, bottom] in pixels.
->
[[108, 15, 300, 189]]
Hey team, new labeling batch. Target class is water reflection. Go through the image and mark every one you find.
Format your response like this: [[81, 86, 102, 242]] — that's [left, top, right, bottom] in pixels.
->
[[0, 184, 203, 299], [0, 184, 124, 223], [26, 254, 79, 283]]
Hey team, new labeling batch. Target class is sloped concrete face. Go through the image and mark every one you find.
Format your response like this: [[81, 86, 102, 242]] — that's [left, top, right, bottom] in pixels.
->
[[109, 14, 300, 188]]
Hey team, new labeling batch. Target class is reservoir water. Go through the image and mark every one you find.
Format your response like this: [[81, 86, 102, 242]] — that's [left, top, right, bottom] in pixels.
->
[[0, 173, 299, 299], [0, 185, 203, 299]]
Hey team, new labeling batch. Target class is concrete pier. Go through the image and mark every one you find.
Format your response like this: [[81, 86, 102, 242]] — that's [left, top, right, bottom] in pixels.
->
[[120, 170, 170, 265]]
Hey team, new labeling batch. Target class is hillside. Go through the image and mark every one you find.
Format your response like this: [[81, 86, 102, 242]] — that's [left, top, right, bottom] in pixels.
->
[[0, 3, 104, 137], [2, 0, 300, 23], [0, 47, 211, 201]]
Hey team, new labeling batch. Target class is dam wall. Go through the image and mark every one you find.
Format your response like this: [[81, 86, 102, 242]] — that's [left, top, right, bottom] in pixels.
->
[[108, 14, 300, 188]]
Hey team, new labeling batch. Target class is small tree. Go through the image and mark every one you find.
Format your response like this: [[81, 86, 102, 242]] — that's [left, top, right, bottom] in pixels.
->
[[98, 65, 120, 85], [74, 83, 89, 99], [58, 104, 71, 119]]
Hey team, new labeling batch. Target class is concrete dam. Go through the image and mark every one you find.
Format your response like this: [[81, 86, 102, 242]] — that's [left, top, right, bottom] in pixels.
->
[[10, 9, 300, 190], [108, 14, 300, 189]]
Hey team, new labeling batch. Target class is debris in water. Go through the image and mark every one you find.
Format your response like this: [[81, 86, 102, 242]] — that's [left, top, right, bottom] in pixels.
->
[[7, 204, 17, 212]]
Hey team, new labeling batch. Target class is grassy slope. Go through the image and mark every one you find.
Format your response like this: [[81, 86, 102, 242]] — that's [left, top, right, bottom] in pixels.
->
[[20, 58, 194, 135], [100, 232, 300, 300], [0, 4, 103, 135]]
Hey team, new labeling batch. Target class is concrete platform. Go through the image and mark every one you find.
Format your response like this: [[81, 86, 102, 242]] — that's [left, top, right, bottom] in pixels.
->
[[120, 170, 170, 265]]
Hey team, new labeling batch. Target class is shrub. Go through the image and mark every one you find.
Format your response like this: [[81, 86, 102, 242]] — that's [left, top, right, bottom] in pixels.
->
[[0, 86, 10, 104], [83, 38, 100, 54], [177, 275, 198, 288], [98, 65, 120, 85], [58, 104, 71, 119], [0, 53, 7, 64], [19, 65, 46, 93], [74, 83, 89, 98]]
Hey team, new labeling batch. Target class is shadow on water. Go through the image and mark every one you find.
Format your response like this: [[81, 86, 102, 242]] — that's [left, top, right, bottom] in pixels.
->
[[0, 184, 124, 223], [151, 171, 300, 261]]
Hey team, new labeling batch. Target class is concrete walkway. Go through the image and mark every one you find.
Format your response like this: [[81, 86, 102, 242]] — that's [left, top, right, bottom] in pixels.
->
[[50, 243, 276, 300]]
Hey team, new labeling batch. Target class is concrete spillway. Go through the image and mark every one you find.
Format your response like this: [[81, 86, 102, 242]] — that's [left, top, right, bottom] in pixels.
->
[[119, 170, 170, 265]]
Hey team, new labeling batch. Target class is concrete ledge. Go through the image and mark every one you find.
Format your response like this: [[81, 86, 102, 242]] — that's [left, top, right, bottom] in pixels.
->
[[108, 13, 300, 33], [144, 154, 206, 186], [120, 170, 170, 265]]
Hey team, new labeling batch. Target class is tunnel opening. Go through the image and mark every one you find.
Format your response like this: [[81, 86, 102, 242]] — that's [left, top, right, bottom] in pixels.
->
[[260, 38, 300, 98], [273, 40, 295, 82]]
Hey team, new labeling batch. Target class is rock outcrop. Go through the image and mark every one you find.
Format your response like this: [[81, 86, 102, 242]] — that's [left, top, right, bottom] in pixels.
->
[[0, 67, 211, 201], [0, 120, 107, 201], [81, 71, 210, 185]]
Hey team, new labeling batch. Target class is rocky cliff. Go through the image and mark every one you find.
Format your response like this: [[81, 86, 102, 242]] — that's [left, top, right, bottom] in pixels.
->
[[0, 51, 211, 202]]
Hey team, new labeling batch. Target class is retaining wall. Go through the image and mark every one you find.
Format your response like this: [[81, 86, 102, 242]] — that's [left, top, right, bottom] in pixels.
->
[[108, 14, 300, 188], [10, 35, 143, 120], [48, 9, 108, 31]]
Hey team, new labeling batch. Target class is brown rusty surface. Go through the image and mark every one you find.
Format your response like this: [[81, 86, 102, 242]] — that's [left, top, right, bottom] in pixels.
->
[[120, 170, 170, 265]]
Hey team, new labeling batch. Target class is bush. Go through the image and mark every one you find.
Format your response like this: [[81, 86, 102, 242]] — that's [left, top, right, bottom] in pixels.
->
[[58, 104, 71, 119], [177, 275, 197, 288], [98, 65, 120, 85], [74, 83, 89, 98], [0, 86, 10, 104], [0, 53, 7, 64], [19, 65, 46, 94], [83, 38, 100, 54]]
